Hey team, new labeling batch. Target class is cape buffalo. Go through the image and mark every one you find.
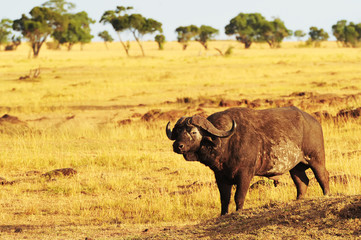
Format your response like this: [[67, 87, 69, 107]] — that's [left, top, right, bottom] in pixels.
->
[[166, 106, 329, 215]]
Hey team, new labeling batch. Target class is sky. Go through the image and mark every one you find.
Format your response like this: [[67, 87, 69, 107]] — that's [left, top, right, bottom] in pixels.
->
[[1, 0, 361, 42]]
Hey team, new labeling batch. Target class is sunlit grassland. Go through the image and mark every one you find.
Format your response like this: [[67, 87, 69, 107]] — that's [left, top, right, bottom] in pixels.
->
[[0, 40, 361, 237]]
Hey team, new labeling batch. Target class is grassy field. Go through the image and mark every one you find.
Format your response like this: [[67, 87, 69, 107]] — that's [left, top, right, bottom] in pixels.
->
[[0, 40, 360, 239]]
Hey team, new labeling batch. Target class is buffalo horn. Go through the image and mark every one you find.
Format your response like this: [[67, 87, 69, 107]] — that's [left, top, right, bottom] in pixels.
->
[[190, 115, 236, 138]]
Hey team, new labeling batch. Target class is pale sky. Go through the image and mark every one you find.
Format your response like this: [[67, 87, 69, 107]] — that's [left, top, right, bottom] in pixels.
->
[[1, 0, 361, 41]]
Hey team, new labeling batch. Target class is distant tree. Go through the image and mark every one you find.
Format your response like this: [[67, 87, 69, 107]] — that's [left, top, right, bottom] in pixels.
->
[[12, 7, 61, 57], [174, 25, 218, 50], [175, 25, 198, 50], [225, 13, 266, 49], [155, 34, 165, 50], [42, 0, 75, 14], [127, 14, 162, 56], [332, 20, 361, 47], [42, 1, 94, 51], [260, 18, 291, 48], [308, 26, 329, 47], [100, 6, 162, 56], [0, 19, 13, 50], [98, 30, 113, 49], [100, 6, 133, 56], [53, 11, 94, 51], [5, 35, 21, 51], [196, 25, 218, 50], [332, 20, 349, 47], [294, 30, 306, 41], [40, 0, 76, 49]]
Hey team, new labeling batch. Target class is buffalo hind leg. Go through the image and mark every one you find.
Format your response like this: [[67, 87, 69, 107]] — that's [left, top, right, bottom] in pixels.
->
[[215, 174, 232, 215], [309, 162, 330, 196], [290, 164, 309, 199]]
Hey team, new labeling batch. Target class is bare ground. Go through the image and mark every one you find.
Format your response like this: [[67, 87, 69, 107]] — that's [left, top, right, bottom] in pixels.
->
[[140, 195, 361, 240]]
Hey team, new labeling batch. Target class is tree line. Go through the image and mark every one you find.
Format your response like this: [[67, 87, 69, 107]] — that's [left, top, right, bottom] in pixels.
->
[[1, 0, 361, 58]]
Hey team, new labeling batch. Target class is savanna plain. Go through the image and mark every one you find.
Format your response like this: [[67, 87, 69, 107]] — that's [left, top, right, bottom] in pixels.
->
[[0, 41, 361, 239]]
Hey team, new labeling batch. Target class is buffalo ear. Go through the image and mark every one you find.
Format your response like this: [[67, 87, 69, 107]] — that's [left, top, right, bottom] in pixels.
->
[[166, 122, 174, 140]]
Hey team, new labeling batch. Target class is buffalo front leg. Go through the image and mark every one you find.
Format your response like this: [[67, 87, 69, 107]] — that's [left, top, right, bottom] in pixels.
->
[[215, 174, 232, 215], [234, 172, 253, 211]]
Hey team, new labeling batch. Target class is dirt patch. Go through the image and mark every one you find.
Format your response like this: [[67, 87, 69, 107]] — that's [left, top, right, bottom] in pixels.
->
[[219, 99, 243, 107], [140, 195, 361, 239], [141, 109, 163, 121], [0, 114, 29, 134], [27, 116, 50, 122], [312, 110, 333, 121], [117, 119, 132, 126], [337, 107, 361, 118], [68, 104, 139, 111], [0, 114, 26, 124], [312, 107, 361, 122], [24, 171, 43, 176], [0, 168, 77, 185], [131, 113, 142, 118], [0, 177, 13, 185], [52, 115, 76, 128], [140, 109, 207, 122], [171, 181, 215, 196], [163, 92, 361, 113], [289, 91, 314, 97], [133, 103, 361, 125], [42, 168, 77, 180], [163, 97, 217, 108]]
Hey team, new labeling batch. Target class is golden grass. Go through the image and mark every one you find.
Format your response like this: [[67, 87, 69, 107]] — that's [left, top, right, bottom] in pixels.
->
[[0, 40, 360, 238]]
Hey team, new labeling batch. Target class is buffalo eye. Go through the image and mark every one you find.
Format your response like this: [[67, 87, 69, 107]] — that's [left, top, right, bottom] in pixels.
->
[[190, 128, 198, 135]]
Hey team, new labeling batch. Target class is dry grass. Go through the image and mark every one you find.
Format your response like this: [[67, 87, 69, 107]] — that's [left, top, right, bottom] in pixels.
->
[[0, 40, 360, 239]]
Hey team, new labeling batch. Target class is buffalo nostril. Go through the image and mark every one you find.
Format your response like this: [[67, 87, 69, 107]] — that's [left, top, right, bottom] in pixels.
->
[[178, 144, 184, 150]]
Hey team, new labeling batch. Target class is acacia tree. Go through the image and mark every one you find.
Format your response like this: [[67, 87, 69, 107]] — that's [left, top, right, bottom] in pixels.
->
[[332, 20, 361, 47], [0, 19, 13, 50], [196, 25, 218, 50], [175, 25, 198, 50], [225, 13, 266, 49], [53, 11, 94, 50], [294, 30, 306, 41], [308, 26, 329, 47], [42, 0, 75, 48], [155, 34, 165, 50], [100, 6, 162, 56], [43, 0, 94, 50], [100, 6, 132, 56], [226, 13, 290, 49], [128, 14, 162, 56], [261, 18, 291, 48], [98, 30, 113, 49], [13, 7, 61, 57], [42, 0, 75, 14]]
